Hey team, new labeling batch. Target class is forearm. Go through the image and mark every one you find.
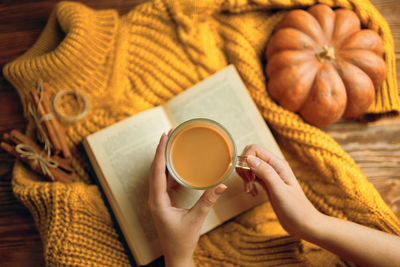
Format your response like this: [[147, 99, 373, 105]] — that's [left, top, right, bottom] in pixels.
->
[[304, 214, 400, 267]]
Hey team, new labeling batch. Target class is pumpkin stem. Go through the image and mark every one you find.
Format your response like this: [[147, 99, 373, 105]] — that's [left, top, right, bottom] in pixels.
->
[[315, 45, 335, 62]]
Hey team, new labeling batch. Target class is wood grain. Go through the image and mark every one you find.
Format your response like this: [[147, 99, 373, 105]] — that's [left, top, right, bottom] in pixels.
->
[[371, 0, 400, 95], [0, 0, 399, 266]]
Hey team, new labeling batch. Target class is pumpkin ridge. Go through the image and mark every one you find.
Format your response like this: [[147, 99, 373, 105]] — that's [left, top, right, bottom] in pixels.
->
[[339, 30, 383, 56], [276, 9, 324, 44], [266, 50, 316, 77], [279, 27, 320, 46], [296, 67, 320, 112], [332, 9, 361, 47], [335, 60, 375, 118], [339, 47, 381, 53], [339, 50, 387, 88], [299, 63, 347, 126], [307, 4, 335, 42], [266, 28, 317, 58], [267, 61, 319, 111]]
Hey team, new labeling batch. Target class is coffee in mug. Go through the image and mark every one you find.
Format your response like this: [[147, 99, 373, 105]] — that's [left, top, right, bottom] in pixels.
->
[[166, 118, 237, 189]]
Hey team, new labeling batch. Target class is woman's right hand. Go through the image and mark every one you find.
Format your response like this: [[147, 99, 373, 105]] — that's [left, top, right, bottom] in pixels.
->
[[239, 145, 400, 267], [238, 144, 322, 238]]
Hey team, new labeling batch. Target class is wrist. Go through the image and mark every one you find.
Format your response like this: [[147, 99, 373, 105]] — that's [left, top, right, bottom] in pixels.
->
[[164, 255, 195, 267], [300, 211, 330, 243], [161, 242, 196, 267]]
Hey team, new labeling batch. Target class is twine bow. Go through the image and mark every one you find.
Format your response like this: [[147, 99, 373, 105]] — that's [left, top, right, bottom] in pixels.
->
[[15, 143, 59, 181]]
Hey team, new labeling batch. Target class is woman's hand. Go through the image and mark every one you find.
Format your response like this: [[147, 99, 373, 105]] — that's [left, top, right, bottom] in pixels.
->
[[238, 145, 400, 267], [148, 133, 227, 267], [238, 144, 321, 238]]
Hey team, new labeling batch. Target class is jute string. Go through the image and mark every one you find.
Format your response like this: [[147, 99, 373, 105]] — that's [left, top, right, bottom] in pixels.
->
[[15, 143, 59, 181], [52, 89, 90, 122]]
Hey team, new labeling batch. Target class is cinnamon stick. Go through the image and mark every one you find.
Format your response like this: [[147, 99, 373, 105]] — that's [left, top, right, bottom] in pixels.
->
[[1, 142, 19, 158], [1, 139, 73, 183], [43, 82, 71, 158], [47, 165, 74, 183], [30, 87, 62, 154], [6, 130, 73, 174], [10, 129, 43, 153], [1, 140, 53, 180], [52, 154, 74, 174], [2, 132, 11, 142], [11, 130, 73, 179]]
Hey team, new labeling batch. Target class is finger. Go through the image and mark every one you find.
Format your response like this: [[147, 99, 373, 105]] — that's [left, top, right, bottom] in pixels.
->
[[243, 144, 295, 185], [167, 172, 180, 192], [255, 177, 270, 198], [246, 155, 284, 193], [149, 133, 170, 208], [167, 128, 174, 136], [235, 163, 255, 184], [189, 184, 227, 222], [166, 172, 180, 206], [246, 180, 258, 196], [235, 164, 257, 195], [241, 144, 251, 155]]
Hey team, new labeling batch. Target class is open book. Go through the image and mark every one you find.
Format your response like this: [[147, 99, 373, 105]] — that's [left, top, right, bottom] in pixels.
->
[[82, 65, 284, 266]]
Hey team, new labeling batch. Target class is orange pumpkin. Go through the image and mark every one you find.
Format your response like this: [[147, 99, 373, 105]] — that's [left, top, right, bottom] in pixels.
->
[[265, 4, 387, 127]]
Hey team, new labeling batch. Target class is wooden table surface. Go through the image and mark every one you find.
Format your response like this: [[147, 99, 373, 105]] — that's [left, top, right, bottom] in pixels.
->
[[1, 0, 399, 266]]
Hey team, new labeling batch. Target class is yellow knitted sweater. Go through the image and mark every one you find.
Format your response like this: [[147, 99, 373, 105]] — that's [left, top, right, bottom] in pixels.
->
[[3, 0, 400, 266]]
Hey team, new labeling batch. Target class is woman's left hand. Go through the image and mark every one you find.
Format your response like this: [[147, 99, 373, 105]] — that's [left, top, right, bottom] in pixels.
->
[[148, 133, 227, 267]]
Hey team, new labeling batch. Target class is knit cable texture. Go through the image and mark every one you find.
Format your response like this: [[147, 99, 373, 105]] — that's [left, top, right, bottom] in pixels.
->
[[3, 0, 400, 266]]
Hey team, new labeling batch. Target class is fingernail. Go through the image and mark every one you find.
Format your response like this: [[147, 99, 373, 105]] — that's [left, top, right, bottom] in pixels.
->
[[247, 155, 260, 168], [215, 184, 227, 195]]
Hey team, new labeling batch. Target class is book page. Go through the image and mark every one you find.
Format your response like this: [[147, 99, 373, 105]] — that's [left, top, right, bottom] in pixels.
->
[[164, 65, 284, 233], [85, 106, 170, 265]]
